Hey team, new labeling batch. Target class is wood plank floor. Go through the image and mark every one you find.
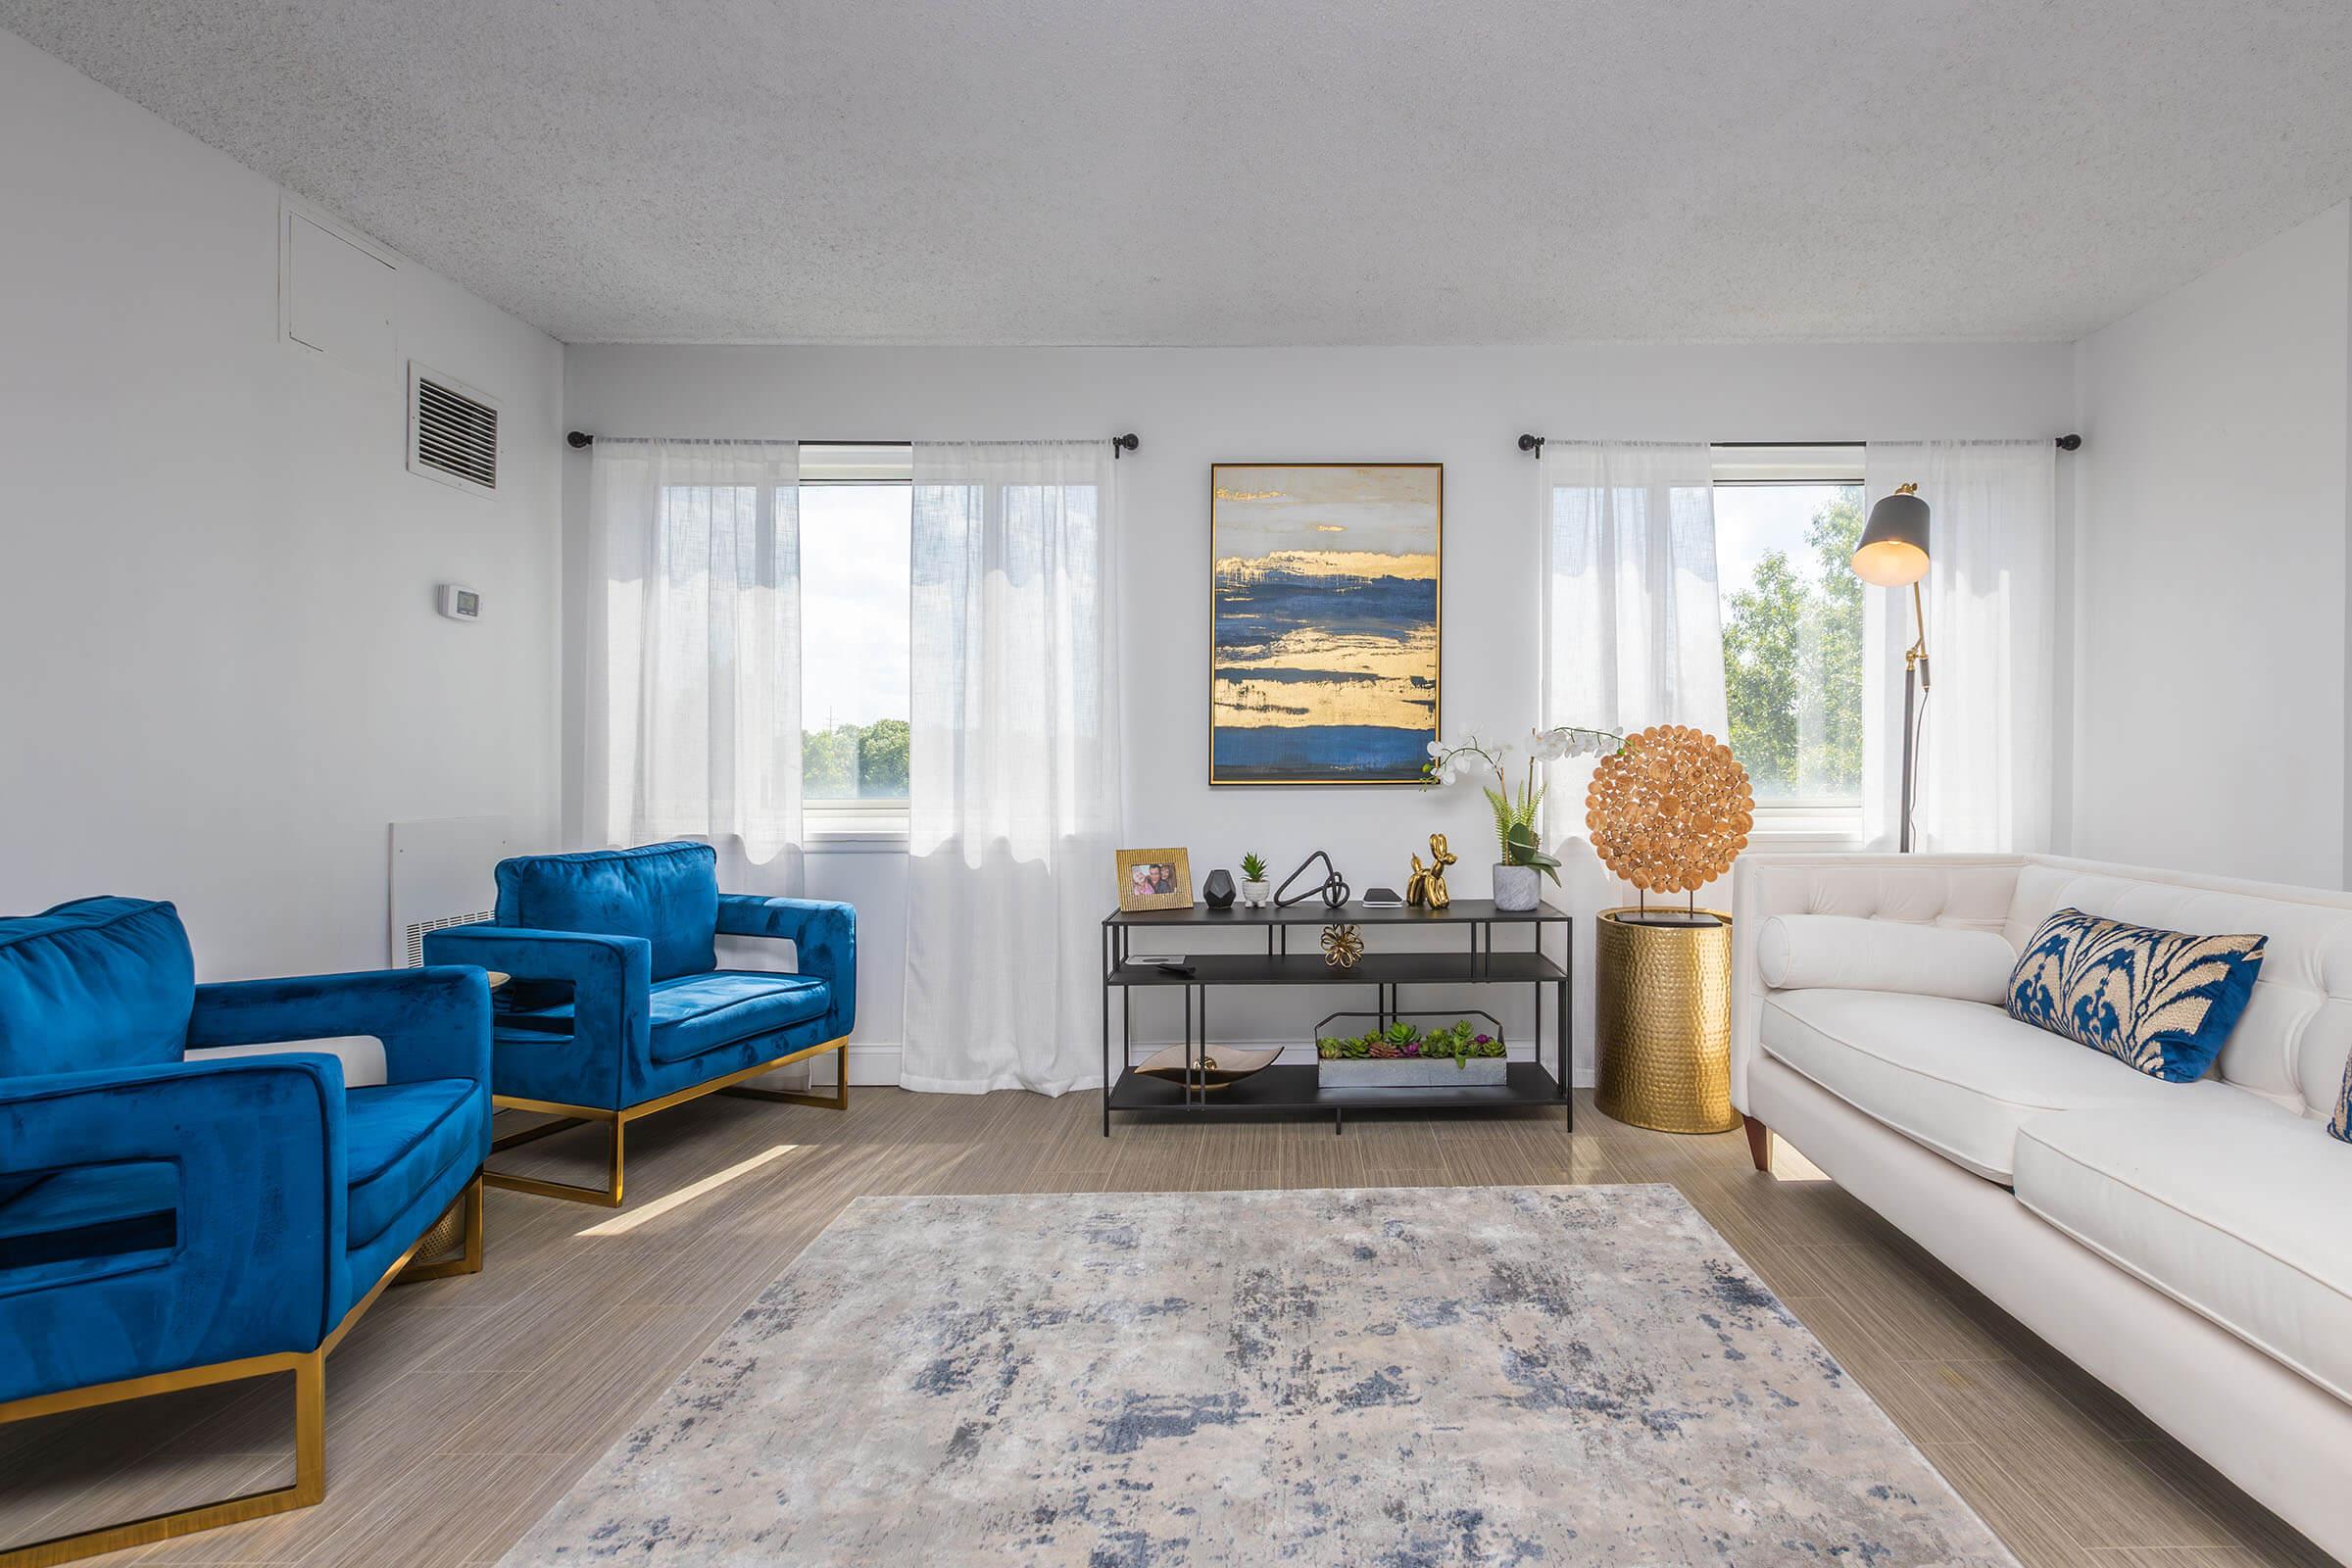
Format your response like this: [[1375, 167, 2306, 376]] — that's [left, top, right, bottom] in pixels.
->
[[2, 1088, 2334, 1567]]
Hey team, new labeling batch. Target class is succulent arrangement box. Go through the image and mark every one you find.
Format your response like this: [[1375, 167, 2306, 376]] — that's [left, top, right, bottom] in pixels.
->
[[1316, 1018, 1508, 1087]]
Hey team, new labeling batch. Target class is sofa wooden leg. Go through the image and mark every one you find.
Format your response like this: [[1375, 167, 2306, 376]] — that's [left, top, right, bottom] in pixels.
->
[[1743, 1115, 1772, 1173]]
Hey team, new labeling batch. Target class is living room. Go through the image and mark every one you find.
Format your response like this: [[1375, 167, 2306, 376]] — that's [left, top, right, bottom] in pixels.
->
[[2, 4, 2348, 1565]]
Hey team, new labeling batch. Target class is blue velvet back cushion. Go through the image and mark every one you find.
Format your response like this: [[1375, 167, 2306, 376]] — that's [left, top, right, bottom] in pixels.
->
[[2006, 906, 2266, 1084], [0, 897, 195, 1079], [495, 842, 719, 982]]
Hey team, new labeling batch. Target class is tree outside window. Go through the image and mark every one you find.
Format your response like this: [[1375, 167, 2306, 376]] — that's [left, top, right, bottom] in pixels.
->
[[798, 467, 912, 815], [1717, 483, 1865, 803]]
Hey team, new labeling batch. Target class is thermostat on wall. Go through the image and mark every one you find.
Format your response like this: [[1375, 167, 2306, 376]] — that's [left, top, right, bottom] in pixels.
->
[[437, 584, 482, 622]]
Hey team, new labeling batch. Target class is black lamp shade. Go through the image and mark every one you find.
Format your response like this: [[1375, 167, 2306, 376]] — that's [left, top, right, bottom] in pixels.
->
[[1852, 491, 1931, 586]]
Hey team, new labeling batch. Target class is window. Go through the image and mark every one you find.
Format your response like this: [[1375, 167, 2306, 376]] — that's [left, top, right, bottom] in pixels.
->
[[799, 444, 911, 837], [1712, 445, 1867, 837]]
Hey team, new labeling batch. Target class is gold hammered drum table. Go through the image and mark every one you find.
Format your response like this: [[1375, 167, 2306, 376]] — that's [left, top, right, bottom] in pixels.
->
[[1593, 907, 1740, 1134]]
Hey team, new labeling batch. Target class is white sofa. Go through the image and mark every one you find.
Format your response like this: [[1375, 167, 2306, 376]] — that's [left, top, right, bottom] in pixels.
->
[[1731, 853, 2352, 1561]]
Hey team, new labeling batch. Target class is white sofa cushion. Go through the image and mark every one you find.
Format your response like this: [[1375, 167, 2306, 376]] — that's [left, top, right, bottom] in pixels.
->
[[1761, 988, 2228, 1181], [1755, 913, 2015, 1004], [2014, 1104, 2352, 1404]]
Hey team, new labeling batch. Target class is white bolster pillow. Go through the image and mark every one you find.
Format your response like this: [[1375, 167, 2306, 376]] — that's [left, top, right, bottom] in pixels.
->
[[1754, 914, 2015, 1005]]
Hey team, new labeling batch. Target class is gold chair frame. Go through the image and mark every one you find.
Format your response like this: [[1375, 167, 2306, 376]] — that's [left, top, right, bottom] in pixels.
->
[[484, 1035, 849, 1207], [0, 1174, 485, 1568]]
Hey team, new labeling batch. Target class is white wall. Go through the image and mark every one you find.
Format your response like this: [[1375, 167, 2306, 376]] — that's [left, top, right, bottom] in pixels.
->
[[0, 31, 564, 979], [563, 341, 2076, 1078], [2071, 202, 2352, 887]]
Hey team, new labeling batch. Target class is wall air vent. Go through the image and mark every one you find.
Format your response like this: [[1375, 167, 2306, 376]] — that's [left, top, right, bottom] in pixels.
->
[[407, 363, 500, 495], [389, 816, 512, 966]]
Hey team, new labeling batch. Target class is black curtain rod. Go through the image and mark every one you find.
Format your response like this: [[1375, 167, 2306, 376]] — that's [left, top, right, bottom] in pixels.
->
[[566, 431, 1142, 456], [1519, 434, 2081, 455]]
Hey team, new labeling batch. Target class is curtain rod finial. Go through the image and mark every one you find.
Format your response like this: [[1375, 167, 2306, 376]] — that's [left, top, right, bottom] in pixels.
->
[[1518, 433, 1544, 456], [2055, 434, 2082, 451], [566, 431, 593, 449], [1111, 433, 1139, 458]]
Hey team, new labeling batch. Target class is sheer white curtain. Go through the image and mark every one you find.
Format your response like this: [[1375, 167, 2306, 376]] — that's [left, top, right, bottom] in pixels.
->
[[1862, 440, 2055, 853], [1540, 442, 1729, 740], [586, 439, 804, 872], [1538, 441, 1729, 1078], [902, 441, 1122, 1096]]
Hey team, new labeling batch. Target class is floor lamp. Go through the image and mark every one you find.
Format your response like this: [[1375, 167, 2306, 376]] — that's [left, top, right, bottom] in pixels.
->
[[1851, 484, 1931, 852]]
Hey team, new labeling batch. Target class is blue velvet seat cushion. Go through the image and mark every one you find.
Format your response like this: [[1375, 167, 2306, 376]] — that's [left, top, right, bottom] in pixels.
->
[[0, 1160, 177, 1272], [494, 842, 719, 983], [344, 1078, 480, 1247], [0, 897, 195, 1078], [503, 971, 831, 1065]]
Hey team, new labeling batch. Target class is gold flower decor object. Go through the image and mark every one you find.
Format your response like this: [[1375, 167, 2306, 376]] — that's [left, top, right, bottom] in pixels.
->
[[1585, 724, 1754, 895], [1321, 924, 1365, 969]]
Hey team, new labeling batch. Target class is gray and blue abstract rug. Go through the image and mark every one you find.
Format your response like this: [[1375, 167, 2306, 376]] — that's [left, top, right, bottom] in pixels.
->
[[502, 1185, 2016, 1566]]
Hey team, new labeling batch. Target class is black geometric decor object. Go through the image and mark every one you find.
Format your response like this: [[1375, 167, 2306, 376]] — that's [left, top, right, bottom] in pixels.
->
[[1275, 851, 1350, 909], [1202, 868, 1237, 910]]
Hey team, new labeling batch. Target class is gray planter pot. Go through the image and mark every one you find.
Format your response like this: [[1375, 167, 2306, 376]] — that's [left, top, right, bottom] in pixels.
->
[[1319, 1057, 1509, 1088], [1492, 862, 1541, 911]]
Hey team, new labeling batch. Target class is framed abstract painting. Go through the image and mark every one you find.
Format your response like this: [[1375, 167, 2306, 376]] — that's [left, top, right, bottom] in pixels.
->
[[1209, 463, 1442, 784]]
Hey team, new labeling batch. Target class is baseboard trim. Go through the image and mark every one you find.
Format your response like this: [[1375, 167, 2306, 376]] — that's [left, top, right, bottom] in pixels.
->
[[805, 1042, 905, 1088], [827, 1042, 1594, 1091]]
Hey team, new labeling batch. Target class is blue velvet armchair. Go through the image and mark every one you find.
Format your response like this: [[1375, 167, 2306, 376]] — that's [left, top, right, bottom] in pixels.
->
[[0, 896, 492, 1565], [422, 841, 856, 1206]]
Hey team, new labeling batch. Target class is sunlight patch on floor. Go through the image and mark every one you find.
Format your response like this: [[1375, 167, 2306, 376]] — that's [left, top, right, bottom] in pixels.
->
[[578, 1145, 802, 1236], [1771, 1136, 1831, 1182]]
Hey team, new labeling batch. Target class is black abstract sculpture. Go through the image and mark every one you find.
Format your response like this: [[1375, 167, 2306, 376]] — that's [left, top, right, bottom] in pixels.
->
[[1202, 868, 1237, 910], [1275, 851, 1349, 909]]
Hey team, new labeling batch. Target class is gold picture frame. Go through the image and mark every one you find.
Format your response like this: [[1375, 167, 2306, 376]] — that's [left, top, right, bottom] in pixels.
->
[[1210, 462, 1443, 785], [1116, 848, 1195, 911]]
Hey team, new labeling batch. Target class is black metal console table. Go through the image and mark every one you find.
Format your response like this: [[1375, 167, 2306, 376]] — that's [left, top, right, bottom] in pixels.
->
[[1100, 900, 1573, 1135]]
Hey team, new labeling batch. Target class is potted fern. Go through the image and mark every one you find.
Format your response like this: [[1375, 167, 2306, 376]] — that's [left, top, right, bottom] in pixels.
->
[[1425, 727, 1622, 911], [1239, 852, 1271, 908]]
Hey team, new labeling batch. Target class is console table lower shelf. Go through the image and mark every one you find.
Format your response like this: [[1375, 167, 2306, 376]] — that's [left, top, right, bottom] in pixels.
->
[[1106, 1061, 1569, 1136]]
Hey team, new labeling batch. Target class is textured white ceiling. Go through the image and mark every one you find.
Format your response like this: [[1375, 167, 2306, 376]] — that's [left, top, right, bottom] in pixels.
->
[[6, 1, 2349, 345]]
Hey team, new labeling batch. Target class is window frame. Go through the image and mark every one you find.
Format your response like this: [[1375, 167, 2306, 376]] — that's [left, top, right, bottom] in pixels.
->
[[1710, 444, 1870, 848], [798, 442, 914, 847]]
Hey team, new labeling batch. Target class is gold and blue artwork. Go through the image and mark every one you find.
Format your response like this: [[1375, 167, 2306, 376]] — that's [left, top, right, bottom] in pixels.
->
[[1210, 464, 1441, 784]]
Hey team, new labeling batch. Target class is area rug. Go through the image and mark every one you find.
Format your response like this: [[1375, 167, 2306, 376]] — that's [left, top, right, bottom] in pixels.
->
[[500, 1185, 2017, 1566]]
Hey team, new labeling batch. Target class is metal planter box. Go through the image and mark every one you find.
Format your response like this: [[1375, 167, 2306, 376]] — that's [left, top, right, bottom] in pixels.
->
[[1314, 1007, 1507, 1089], [1317, 1057, 1508, 1088]]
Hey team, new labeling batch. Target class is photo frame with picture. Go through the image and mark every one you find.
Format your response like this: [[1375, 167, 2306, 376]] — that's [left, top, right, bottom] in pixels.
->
[[1115, 848, 1195, 912]]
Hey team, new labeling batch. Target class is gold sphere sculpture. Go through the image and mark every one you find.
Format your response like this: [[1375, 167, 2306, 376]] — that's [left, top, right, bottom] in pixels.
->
[[1585, 724, 1754, 894]]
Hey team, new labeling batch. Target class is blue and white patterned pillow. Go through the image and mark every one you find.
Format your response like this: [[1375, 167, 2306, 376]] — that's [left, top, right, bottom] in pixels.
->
[[2007, 907, 2267, 1083], [2328, 1050, 2352, 1144]]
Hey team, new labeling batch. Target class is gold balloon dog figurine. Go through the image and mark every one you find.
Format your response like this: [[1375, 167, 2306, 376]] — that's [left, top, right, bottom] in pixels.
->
[[1404, 833, 1456, 909]]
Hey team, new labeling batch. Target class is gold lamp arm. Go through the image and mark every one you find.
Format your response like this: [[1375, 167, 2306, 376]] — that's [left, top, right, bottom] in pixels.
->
[[1891, 483, 1931, 691], [1906, 579, 1931, 688]]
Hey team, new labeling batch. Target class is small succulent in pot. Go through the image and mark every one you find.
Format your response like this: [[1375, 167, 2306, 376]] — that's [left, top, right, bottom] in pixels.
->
[[1239, 852, 1272, 908]]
